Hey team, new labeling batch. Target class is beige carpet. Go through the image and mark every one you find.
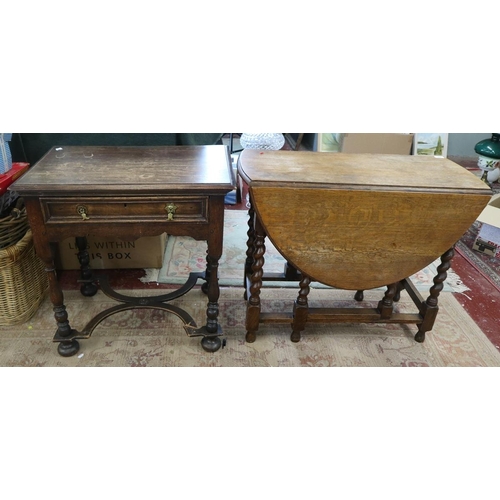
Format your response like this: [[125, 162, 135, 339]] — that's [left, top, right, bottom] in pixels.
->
[[0, 287, 499, 366]]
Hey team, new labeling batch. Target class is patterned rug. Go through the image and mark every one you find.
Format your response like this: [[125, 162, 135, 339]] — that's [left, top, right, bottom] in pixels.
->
[[149, 209, 469, 293], [1, 287, 499, 366], [455, 181, 500, 293], [456, 221, 500, 293]]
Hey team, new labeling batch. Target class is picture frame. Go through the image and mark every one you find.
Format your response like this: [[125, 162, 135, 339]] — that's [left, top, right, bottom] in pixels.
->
[[412, 133, 449, 157]]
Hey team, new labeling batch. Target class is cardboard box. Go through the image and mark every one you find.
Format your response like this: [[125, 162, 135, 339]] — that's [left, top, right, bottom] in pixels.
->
[[338, 133, 414, 154], [56, 233, 167, 270], [474, 193, 500, 256]]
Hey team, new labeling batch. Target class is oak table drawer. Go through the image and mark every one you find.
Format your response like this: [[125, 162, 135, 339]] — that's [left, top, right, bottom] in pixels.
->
[[40, 196, 208, 224]]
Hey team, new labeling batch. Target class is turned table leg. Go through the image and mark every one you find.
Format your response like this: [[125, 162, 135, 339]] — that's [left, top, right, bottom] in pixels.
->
[[415, 247, 454, 343], [200, 199, 225, 353], [76, 236, 98, 297], [243, 204, 256, 300], [291, 275, 311, 342], [39, 245, 80, 356], [201, 251, 222, 352], [393, 280, 405, 302], [377, 283, 398, 319], [245, 212, 266, 343]]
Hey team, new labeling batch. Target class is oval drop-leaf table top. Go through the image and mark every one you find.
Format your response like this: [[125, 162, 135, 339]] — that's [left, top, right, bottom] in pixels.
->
[[238, 149, 492, 290]]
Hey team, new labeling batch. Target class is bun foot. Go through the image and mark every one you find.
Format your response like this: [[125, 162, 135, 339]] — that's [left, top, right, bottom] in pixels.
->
[[245, 331, 256, 343], [414, 330, 426, 343], [80, 282, 98, 297], [57, 339, 80, 357], [201, 336, 222, 352]]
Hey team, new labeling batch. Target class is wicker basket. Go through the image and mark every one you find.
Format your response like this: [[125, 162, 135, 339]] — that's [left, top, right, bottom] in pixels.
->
[[0, 203, 29, 250], [0, 229, 49, 325], [0, 190, 19, 216]]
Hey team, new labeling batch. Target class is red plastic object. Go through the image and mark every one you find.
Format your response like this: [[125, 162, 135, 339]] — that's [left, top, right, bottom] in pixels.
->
[[0, 163, 30, 195]]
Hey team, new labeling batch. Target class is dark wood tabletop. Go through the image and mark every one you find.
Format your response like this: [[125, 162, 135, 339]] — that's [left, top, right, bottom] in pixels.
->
[[13, 145, 234, 195]]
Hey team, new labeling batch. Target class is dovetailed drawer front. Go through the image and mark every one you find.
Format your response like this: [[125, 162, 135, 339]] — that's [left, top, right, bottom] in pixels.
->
[[41, 196, 209, 224]]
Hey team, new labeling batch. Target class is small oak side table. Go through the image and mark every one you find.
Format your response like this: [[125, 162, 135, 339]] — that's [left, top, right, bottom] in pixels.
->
[[11, 145, 235, 355]]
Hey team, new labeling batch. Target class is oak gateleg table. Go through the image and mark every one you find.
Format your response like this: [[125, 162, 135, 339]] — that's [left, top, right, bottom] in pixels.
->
[[10, 145, 235, 355], [238, 149, 491, 344]]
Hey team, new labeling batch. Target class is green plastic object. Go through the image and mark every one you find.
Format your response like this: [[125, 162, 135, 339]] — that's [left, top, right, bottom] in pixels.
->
[[475, 133, 500, 159]]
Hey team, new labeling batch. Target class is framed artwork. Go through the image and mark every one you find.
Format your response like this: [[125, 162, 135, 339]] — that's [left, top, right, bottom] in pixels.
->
[[413, 133, 448, 157]]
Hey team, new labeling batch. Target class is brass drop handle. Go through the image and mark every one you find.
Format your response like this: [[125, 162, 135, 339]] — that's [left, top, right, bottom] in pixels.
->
[[76, 205, 90, 220], [165, 203, 178, 220]]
